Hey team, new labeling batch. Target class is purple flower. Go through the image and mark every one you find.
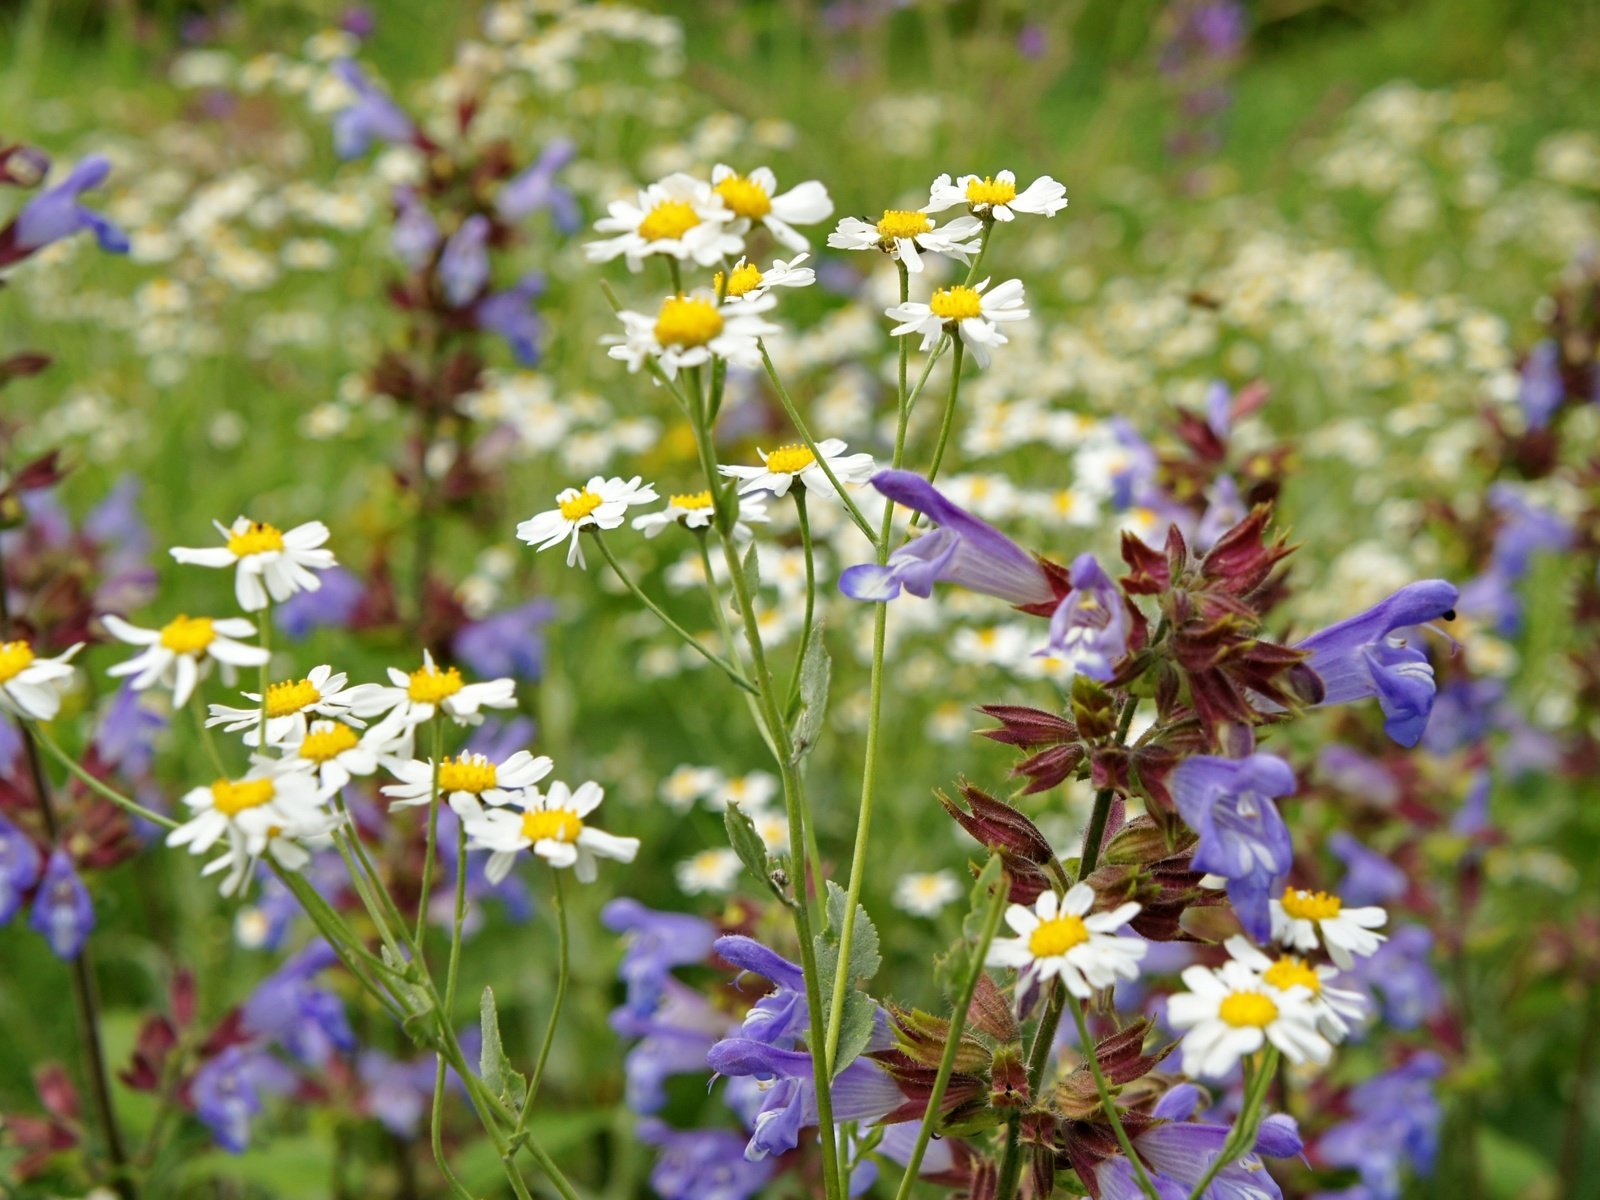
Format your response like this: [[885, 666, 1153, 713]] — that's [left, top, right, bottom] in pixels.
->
[[453, 598, 556, 682], [438, 213, 490, 307], [331, 61, 417, 159], [275, 565, 364, 637], [1318, 1053, 1443, 1197], [93, 684, 167, 778], [839, 471, 1054, 607], [1038, 553, 1128, 680], [1519, 339, 1564, 430], [1486, 484, 1571, 579], [1204, 380, 1234, 439], [0, 814, 40, 924], [358, 1052, 435, 1137], [191, 1046, 297, 1153], [637, 1120, 776, 1200], [29, 849, 94, 959], [601, 898, 717, 1017], [715, 934, 812, 1048], [1347, 926, 1442, 1030], [4, 156, 129, 259], [1316, 745, 1400, 805], [1108, 418, 1160, 509], [1295, 581, 1458, 747], [497, 139, 581, 232], [1171, 753, 1295, 941], [1451, 769, 1492, 839], [0, 718, 21, 779], [392, 186, 439, 270], [241, 942, 356, 1067], [611, 981, 730, 1114], [475, 273, 547, 365], [1328, 832, 1406, 907]]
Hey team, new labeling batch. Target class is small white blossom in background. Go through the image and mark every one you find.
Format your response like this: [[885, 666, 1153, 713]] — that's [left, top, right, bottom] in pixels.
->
[[676, 847, 742, 896], [893, 870, 962, 917]]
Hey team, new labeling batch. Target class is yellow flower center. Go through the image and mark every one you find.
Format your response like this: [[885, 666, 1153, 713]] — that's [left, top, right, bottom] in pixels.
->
[[1281, 888, 1343, 921], [300, 723, 359, 763], [159, 615, 217, 656], [226, 521, 286, 558], [1027, 913, 1090, 958], [0, 640, 36, 684], [521, 808, 583, 844], [211, 777, 276, 817], [558, 488, 605, 522], [1219, 991, 1279, 1029], [764, 443, 816, 475], [718, 261, 765, 298], [714, 174, 772, 219], [439, 755, 499, 794], [265, 677, 321, 718], [965, 175, 1018, 208], [669, 491, 714, 511], [929, 285, 984, 321], [653, 296, 725, 348], [1262, 957, 1323, 995], [876, 209, 932, 241], [407, 663, 464, 704], [636, 199, 700, 242]]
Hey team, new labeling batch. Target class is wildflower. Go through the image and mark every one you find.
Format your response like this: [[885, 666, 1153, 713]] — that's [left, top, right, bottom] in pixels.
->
[[0, 156, 129, 262], [893, 870, 962, 917], [453, 599, 557, 682], [1327, 831, 1407, 906], [438, 213, 490, 306], [240, 943, 355, 1068], [357, 1053, 436, 1139], [985, 883, 1146, 998], [600, 898, 717, 1018], [719, 437, 876, 500], [102, 614, 267, 710], [710, 164, 833, 251], [1345, 925, 1443, 1030], [715, 935, 815, 1048], [607, 290, 779, 379], [330, 60, 417, 159], [516, 475, 659, 568], [713, 771, 779, 813], [29, 849, 94, 960], [1518, 338, 1564, 430], [0, 638, 81, 721], [1294, 580, 1458, 747], [169, 769, 340, 897], [636, 1120, 776, 1200], [1317, 1054, 1444, 1198], [461, 779, 639, 883], [205, 664, 373, 747], [170, 517, 338, 613], [675, 847, 740, 894], [716, 253, 816, 304], [1038, 553, 1129, 680], [391, 186, 439, 269], [838, 470, 1055, 606], [632, 489, 769, 540], [93, 684, 167, 777], [1223, 936, 1367, 1042], [475, 273, 546, 366], [1171, 753, 1295, 942], [658, 764, 725, 813], [354, 650, 517, 728], [497, 138, 581, 232], [280, 717, 403, 793], [885, 277, 1029, 368], [585, 173, 741, 270], [612, 981, 732, 1114], [382, 748, 553, 814], [924, 171, 1068, 222], [0, 814, 40, 924], [827, 209, 983, 273], [191, 1046, 296, 1153], [1271, 887, 1387, 970], [1167, 957, 1332, 1079], [275, 566, 365, 638]]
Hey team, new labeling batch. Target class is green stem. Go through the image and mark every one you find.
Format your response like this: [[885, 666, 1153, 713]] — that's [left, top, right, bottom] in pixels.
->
[[1081, 699, 1140, 880], [1560, 979, 1600, 1198], [444, 816, 469, 1013], [1185, 1048, 1279, 1200], [783, 489, 817, 712], [415, 716, 445, 947], [430, 1057, 475, 1200], [1067, 991, 1163, 1200], [515, 867, 569, 1130], [995, 977, 1065, 1200], [29, 724, 175, 829], [923, 337, 965, 487], [189, 695, 227, 777]]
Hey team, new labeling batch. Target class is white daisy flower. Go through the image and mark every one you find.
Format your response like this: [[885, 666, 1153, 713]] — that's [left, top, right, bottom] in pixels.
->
[[0, 639, 81, 722], [710, 165, 833, 251], [751, 808, 790, 853], [170, 517, 337, 612], [584, 172, 742, 271], [826, 209, 983, 273], [168, 768, 340, 897], [1270, 888, 1388, 970], [1167, 957, 1333, 1080], [631, 489, 769, 541], [716, 253, 816, 303], [676, 847, 742, 895], [352, 650, 516, 732], [718, 437, 876, 500], [923, 171, 1068, 222], [893, 870, 962, 918], [885, 277, 1029, 369], [659, 764, 726, 813], [985, 883, 1146, 998], [280, 715, 407, 794], [1224, 936, 1369, 1043], [382, 749, 553, 815], [606, 290, 780, 380], [516, 474, 659, 568], [462, 780, 639, 884], [206, 664, 378, 747], [713, 770, 780, 813], [102, 614, 269, 710]]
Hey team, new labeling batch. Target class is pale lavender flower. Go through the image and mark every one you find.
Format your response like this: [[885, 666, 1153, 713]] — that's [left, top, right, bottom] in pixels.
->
[[1317, 1053, 1443, 1197], [611, 981, 731, 1114], [331, 61, 416, 159], [1038, 553, 1128, 680], [358, 1052, 435, 1137], [601, 898, 717, 1017], [1172, 753, 1295, 940], [438, 214, 490, 307], [1519, 339, 1564, 430], [498, 139, 581, 232], [93, 683, 167, 778], [240, 943, 355, 1068], [29, 848, 94, 959], [3, 156, 129, 260], [637, 1120, 776, 1200], [392, 186, 439, 270], [1328, 832, 1406, 907], [275, 565, 364, 637], [0, 814, 40, 924], [1348, 926, 1443, 1031], [454, 598, 556, 682], [192, 1046, 297, 1153], [475, 273, 546, 365]]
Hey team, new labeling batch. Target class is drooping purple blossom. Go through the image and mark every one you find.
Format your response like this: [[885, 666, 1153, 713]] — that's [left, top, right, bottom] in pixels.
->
[[240, 942, 356, 1068], [453, 597, 556, 682], [475, 273, 547, 365], [93, 684, 168, 778], [601, 897, 717, 1018], [0, 813, 40, 924], [330, 61, 417, 160], [637, 1120, 776, 1200], [1347, 925, 1443, 1031], [275, 565, 365, 637], [1171, 753, 1295, 940], [1317, 1053, 1444, 1197], [29, 848, 94, 959], [611, 981, 731, 1114], [2, 156, 129, 263], [357, 1052, 435, 1138], [1038, 553, 1128, 680], [1328, 832, 1407, 907], [438, 213, 490, 307], [714, 934, 812, 1048], [497, 138, 581, 232], [392, 186, 440, 270], [191, 1045, 298, 1153]]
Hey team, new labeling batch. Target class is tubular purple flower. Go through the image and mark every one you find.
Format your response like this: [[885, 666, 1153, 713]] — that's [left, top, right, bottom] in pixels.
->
[[29, 848, 94, 959], [1039, 553, 1128, 680], [602, 898, 717, 1017], [438, 213, 490, 307], [1328, 832, 1407, 906], [475, 273, 547, 365], [1519, 339, 1564, 430], [241, 942, 356, 1068], [610, 981, 729, 1113], [497, 138, 581, 232], [192, 1046, 297, 1153], [636, 1120, 776, 1200], [93, 684, 167, 778], [5, 155, 128, 259], [1171, 753, 1295, 941], [0, 813, 40, 924], [715, 934, 810, 1047], [392, 185, 439, 270], [331, 60, 416, 159], [1294, 580, 1458, 748], [838, 470, 1054, 606]]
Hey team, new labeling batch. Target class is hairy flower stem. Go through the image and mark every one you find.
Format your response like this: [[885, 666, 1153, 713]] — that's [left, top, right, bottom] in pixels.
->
[[891, 861, 1008, 1200], [922, 338, 966, 488], [1184, 1047, 1279, 1200], [1067, 991, 1164, 1200], [516, 867, 569, 1126]]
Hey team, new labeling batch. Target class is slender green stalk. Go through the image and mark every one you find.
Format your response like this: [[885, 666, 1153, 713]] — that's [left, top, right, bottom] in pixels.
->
[[890, 863, 1008, 1200], [923, 337, 966, 487], [430, 1056, 475, 1200], [30, 724, 175, 829], [444, 817, 470, 1012], [995, 977, 1065, 1200], [783, 489, 817, 711], [1067, 991, 1163, 1200], [515, 867, 569, 1128], [189, 695, 227, 776], [1560, 979, 1600, 1198], [1185, 1048, 1279, 1200], [415, 716, 445, 947]]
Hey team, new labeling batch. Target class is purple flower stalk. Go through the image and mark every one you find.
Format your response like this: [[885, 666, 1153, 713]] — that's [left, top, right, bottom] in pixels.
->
[[1171, 753, 1295, 941], [29, 848, 94, 959], [1038, 553, 1128, 680], [331, 61, 417, 159], [497, 138, 581, 232], [2, 155, 129, 262]]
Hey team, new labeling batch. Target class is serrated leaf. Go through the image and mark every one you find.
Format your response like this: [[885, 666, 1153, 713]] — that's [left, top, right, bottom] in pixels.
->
[[742, 541, 761, 595], [479, 986, 527, 1109], [813, 882, 883, 1075], [724, 803, 784, 899], [789, 622, 831, 761]]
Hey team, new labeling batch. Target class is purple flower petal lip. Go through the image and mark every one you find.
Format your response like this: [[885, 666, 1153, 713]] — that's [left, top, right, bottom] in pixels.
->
[[636, 1120, 775, 1200], [10, 155, 128, 255], [601, 898, 717, 1018], [1095, 1157, 1188, 1200], [1172, 753, 1295, 941], [1040, 552, 1128, 680], [1295, 580, 1458, 703], [1152, 1082, 1203, 1121], [29, 848, 94, 959], [1255, 1113, 1303, 1159], [713, 934, 805, 992]]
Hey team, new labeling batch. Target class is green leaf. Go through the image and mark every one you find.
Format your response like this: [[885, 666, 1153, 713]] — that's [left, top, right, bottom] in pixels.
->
[[724, 802, 784, 900], [935, 856, 1004, 999], [480, 985, 527, 1109], [789, 621, 831, 761], [813, 881, 883, 1074], [741, 541, 761, 596]]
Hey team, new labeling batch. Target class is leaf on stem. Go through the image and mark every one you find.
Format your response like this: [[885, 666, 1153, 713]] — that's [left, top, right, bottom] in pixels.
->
[[814, 881, 882, 1075], [480, 986, 528, 1110], [789, 621, 831, 762], [723, 803, 786, 902]]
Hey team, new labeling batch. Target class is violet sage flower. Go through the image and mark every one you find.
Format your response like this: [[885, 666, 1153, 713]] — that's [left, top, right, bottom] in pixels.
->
[[2, 155, 129, 263], [497, 138, 581, 232], [602, 897, 717, 1018], [475, 273, 547, 365], [330, 61, 417, 159], [611, 981, 731, 1114], [1037, 552, 1128, 680], [29, 848, 94, 959], [1171, 752, 1295, 941], [391, 185, 439, 270], [1316, 1053, 1444, 1197], [240, 942, 356, 1068], [1518, 338, 1564, 430], [1328, 832, 1407, 907], [438, 213, 490, 307], [191, 1045, 297, 1153], [636, 1120, 776, 1200], [0, 813, 40, 924]]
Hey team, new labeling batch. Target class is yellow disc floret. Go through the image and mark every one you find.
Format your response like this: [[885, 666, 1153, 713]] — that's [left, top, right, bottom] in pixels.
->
[[0, 640, 37, 684], [636, 200, 700, 242], [265, 677, 322, 718], [720, 261, 765, 298], [876, 209, 933, 242], [714, 174, 772, 220], [1263, 957, 1323, 995], [159, 615, 217, 656], [1281, 888, 1343, 921], [654, 296, 724, 348], [965, 175, 1018, 208], [669, 491, 714, 511], [439, 754, 499, 795], [929, 285, 984, 321], [522, 808, 583, 844], [211, 777, 276, 817], [300, 724, 359, 763], [764, 443, 816, 475], [407, 663, 464, 705], [558, 488, 605, 522], [1027, 914, 1090, 958], [1219, 991, 1279, 1028], [226, 520, 286, 558]]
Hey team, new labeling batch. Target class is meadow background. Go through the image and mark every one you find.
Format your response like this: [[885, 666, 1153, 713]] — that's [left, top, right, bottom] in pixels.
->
[[2, 0, 1599, 1196]]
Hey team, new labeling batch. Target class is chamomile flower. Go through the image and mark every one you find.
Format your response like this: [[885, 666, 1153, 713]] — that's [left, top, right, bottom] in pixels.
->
[[585, 173, 741, 270], [1271, 888, 1388, 970], [0, 639, 81, 722], [353, 650, 516, 730], [462, 780, 639, 884], [1167, 958, 1333, 1079], [885, 277, 1029, 368], [206, 664, 375, 747], [516, 475, 659, 568], [102, 614, 269, 709], [169, 768, 340, 897], [382, 749, 553, 815], [718, 437, 876, 500], [827, 209, 983, 273], [923, 171, 1068, 222], [675, 847, 742, 895], [712, 770, 780, 813], [985, 883, 1146, 998], [280, 716, 406, 793], [710, 165, 833, 251], [631, 490, 769, 540], [170, 517, 337, 612], [659, 765, 726, 813], [1224, 936, 1369, 1042], [606, 291, 779, 379], [716, 253, 816, 303], [893, 870, 961, 917]]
